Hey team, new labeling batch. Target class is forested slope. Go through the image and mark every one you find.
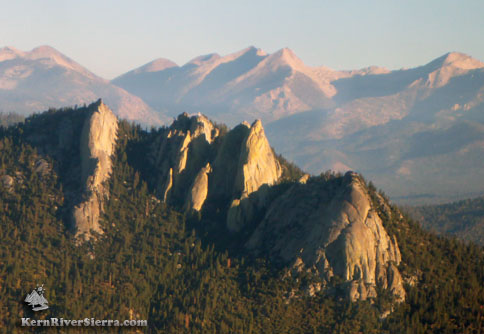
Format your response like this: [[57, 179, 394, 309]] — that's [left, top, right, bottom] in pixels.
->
[[0, 108, 483, 333], [407, 197, 484, 246]]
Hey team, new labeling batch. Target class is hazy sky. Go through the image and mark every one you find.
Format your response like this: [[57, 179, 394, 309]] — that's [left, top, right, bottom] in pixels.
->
[[1, 0, 483, 79]]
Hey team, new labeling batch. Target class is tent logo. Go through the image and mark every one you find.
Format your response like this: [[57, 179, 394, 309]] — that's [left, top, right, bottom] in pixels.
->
[[24, 285, 49, 311]]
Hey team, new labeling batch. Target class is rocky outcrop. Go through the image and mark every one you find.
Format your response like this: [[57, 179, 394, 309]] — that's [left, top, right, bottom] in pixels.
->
[[386, 263, 405, 301], [0, 175, 14, 192], [161, 168, 173, 202], [34, 159, 50, 176], [185, 163, 212, 212], [234, 120, 281, 197], [227, 197, 255, 232], [151, 114, 282, 221], [298, 174, 310, 184], [246, 172, 405, 302], [152, 113, 219, 205], [73, 100, 118, 240], [149, 113, 404, 301], [227, 120, 282, 231], [10, 104, 408, 303]]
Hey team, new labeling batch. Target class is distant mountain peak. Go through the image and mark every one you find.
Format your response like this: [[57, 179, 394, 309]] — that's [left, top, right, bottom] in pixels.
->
[[186, 47, 268, 68], [271, 47, 301, 64], [29, 45, 62, 57], [418, 51, 484, 88], [133, 58, 178, 74], [232, 46, 268, 58], [0, 46, 22, 54], [1, 45, 66, 59], [20, 45, 69, 62], [429, 51, 484, 71], [354, 65, 390, 75], [259, 47, 307, 73], [0, 46, 24, 61], [187, 53, 221, 66], [28, 45, 94, 75], [441, 51, 484, 69], [0, 45, 160, 125], [0, 45, 95, 78]]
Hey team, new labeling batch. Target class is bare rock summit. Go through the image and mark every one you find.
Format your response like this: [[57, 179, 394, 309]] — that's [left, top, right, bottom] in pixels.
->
[[73, 99, 118, 240], [247, 171, 405, 302], [150, 113, 282, 226]]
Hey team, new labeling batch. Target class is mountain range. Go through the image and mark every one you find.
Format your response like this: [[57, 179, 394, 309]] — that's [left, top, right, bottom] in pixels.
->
[[1, 45, 484, 204], [113, 47, 484, 204], [0, 45, 161, 125]]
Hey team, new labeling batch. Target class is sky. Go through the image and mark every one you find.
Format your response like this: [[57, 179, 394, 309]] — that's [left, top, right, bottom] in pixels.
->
[[1, 0, 483, 79]]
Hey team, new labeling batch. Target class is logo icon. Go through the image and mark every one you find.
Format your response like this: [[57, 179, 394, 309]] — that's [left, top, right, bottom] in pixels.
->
[[24, 285, 49, 311]]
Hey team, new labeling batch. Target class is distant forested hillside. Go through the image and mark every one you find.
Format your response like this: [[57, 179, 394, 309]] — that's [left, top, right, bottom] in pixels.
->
[[406, 196, 484, 246]]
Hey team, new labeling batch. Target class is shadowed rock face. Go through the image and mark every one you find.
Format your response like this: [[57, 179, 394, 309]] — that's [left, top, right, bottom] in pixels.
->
[[73, 100, 118, 240], [151, 113, 220, 206], [151, 114, 281, 226], [246, 172, 405, 302], [150, 115, 404, 302], [227, 120, 282, 232]]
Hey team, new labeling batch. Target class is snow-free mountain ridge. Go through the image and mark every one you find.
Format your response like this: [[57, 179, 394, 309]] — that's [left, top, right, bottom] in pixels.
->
[[0, 45, 161, 125], [115, 47, 484, 204], [2, 45, 483, 204]]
